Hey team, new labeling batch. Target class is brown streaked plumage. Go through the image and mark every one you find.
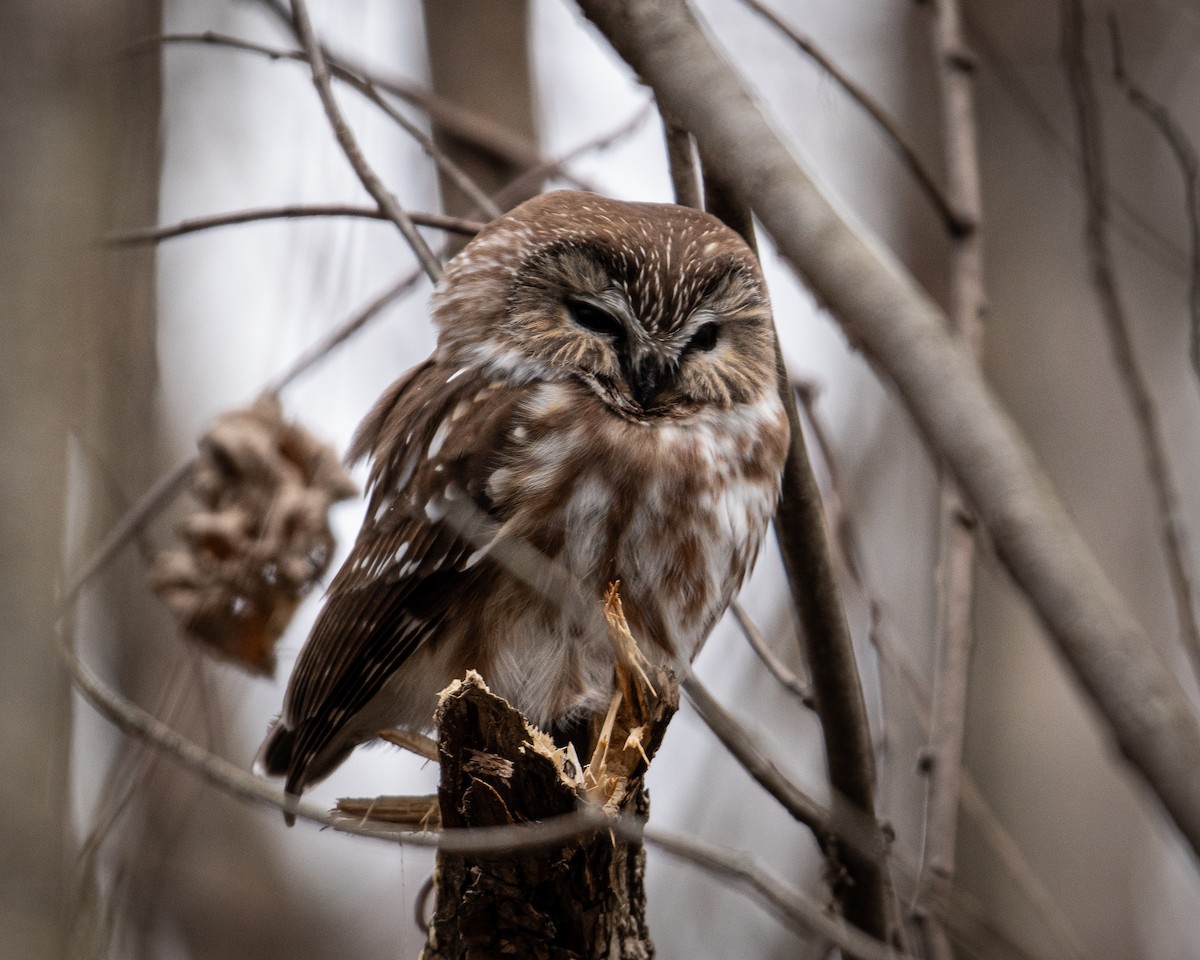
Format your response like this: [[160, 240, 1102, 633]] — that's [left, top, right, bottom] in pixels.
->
[[257, 190, 789, 803]]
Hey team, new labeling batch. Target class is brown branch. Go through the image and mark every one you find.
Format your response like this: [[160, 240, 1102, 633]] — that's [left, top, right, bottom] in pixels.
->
[[288, 0, 442, 281], [738, 0, 963, 235], [262, 8, 502, 221], [913, 1, 987, 957], [797, 388, 1090, 960], [61, 628, 907, 959], [730, 600, 814, 707], [661, 112, 703, 209], [694, 157, 896, 946], [105, 205, 484, 245], [1108, 16, 1200, 394], [1061, 0, 1200, 688], [575, 0, 1200, 862]]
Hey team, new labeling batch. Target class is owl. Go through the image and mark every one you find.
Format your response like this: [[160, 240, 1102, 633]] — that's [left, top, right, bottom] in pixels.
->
[[258, 190, 789, 803]]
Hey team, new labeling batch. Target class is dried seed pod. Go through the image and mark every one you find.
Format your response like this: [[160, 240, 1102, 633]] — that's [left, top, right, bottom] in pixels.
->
[[151, 395, 357, 675]]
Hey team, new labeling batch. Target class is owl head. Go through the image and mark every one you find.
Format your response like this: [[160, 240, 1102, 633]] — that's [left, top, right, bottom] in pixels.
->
[[432, 191, 777, 419]]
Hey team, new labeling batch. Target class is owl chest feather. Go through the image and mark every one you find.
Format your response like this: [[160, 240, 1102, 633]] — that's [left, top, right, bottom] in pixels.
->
[[471, 380, 784, 719]]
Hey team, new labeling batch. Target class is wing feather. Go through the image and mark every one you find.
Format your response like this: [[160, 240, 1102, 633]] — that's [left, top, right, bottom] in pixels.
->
[[276, 360, 533, 792]]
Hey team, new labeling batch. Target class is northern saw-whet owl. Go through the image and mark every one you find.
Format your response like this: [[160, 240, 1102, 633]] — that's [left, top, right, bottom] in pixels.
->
[[258, 190, 789, 802]]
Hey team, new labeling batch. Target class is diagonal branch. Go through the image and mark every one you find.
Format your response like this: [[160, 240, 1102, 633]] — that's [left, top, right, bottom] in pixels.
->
[[1061, 0, 1200, 689], [797, 386, 1089, 960], [288, 0, 443, 281], [738, 0, 963, 235], [575, 0, 1200, 862], [692, 140, 897, 943], [1107, 16, 1200, 398], [730, 600, 814, 707]]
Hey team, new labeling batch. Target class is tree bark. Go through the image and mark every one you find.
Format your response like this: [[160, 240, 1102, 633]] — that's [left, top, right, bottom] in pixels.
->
[[422, 674, 675, 960]]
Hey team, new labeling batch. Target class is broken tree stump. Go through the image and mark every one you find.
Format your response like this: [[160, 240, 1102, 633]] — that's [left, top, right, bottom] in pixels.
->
[[420, 666, 677, 960]]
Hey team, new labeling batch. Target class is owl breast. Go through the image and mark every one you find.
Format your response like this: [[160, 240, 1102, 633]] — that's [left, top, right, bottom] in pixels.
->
[[469, 378, 788, 724]]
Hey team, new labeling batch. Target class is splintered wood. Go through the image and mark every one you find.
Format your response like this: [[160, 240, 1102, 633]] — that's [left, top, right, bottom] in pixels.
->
[[340, 583, 678, 833], [585, 583, 667, 813]]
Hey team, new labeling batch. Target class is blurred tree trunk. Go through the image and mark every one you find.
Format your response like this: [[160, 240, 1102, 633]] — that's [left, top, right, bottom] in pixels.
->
[[0, 0, 161, 957], [421, 0, 540, 224]]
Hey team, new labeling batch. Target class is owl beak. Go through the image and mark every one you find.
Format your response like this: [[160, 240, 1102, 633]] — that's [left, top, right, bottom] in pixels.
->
[[628, 357, 674, 411]]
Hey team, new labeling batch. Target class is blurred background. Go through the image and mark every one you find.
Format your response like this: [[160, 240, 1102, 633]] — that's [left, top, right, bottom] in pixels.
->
[[5, 0, 1200, 957]]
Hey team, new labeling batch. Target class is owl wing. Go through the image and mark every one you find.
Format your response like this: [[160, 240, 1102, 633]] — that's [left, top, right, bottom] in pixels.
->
[[262, 359, 534, 796]]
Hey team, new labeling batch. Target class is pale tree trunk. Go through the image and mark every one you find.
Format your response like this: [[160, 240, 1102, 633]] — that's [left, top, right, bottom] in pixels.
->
[[421, 0, 540, 219], [0, 1, 160, 957]]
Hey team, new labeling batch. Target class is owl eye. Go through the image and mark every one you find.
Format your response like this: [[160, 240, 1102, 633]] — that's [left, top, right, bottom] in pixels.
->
[[567, 298, 624, 340], [685, 321, 720, 354]]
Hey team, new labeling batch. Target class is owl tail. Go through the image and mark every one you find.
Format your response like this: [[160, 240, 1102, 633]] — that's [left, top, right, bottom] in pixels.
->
[[254, 720, 301, 826]]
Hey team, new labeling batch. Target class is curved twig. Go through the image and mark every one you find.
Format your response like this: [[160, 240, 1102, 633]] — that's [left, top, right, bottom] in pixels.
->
[[730, 600, 814, 707], [60, 625, 909, 960], [106, 205, 484, 246]]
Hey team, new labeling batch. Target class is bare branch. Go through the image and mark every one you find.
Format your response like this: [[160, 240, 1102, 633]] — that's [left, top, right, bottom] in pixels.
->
[[730, 600, 814, 707], [798, 390, 1089, 960], [1107, 16, 1200, 394], [913, 1, 987, 956], [962, 10, 1189, 277], [106, 205, 484, 245], [696, 163, 896, 948], [575, 0, 1200, 861], [1061, 0, 1200, 688], [680, 674, 834, 840], [738, 0, 963, 235], [61, 627, 908, 960], [487, 102, 653, 212], [288, 0, 442, 281], [661, 112, 703, 209]]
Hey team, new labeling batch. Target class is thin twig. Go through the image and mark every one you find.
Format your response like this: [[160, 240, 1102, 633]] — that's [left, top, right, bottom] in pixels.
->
[[738, 0, 963, 235], [913, 2, 987, 957], [962, 9, 1189, 277], [254, 0, 550, 176], [261, 7, 502, 220], [797, 387, 1089, 960], [262, 267, 425, 395], [60, 627, 908, 960], [60, 269, 426, 608], [1061, 0, 1200, 688], [697, 146, 896, 949], [106, 205, 484, 246], [680, 674, 835, 841], [288, 0, 442, 281], [1107, 16, 1200, 393], [485, 102, 653, 212], [730, 600, 814, 707], [58, 459, 193, 610], [140, 32, 619, 208]]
